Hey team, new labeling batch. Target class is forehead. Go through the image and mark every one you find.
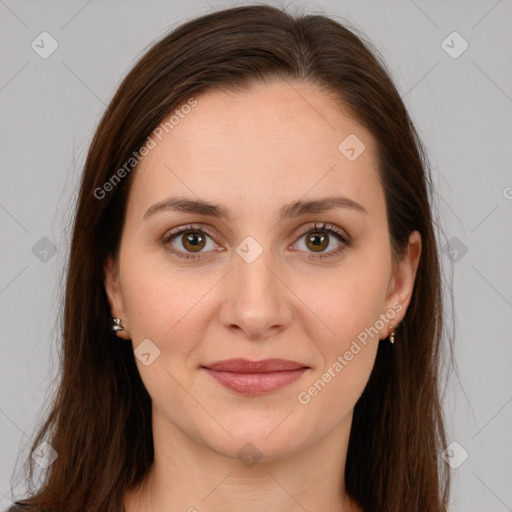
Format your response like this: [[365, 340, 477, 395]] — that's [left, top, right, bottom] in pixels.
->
[[128, 80, 383, 219]]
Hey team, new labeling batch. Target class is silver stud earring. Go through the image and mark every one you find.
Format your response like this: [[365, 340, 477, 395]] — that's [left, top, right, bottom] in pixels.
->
[[111, 318, 124, 332]]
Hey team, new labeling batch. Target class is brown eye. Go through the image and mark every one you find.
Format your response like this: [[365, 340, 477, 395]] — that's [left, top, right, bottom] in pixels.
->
[[293, 223, 351, 261], [305, 231, 329, 252], [180, 230, 207, 252], [163, 225, 218, 260]]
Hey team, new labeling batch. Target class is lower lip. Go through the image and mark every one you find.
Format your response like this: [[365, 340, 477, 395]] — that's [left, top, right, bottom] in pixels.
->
[[202, 368, 308, 394]]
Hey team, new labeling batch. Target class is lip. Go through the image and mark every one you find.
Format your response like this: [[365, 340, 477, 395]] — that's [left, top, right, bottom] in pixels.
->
[[201, 358, 309, 394], [203, 358, 308, 373]]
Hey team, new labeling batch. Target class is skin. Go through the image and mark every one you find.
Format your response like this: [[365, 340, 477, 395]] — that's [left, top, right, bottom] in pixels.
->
[[104, 79, 421, 512]]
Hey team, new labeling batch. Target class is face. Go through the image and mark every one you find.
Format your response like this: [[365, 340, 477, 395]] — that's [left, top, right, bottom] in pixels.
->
[[104, 80, 421, 461]]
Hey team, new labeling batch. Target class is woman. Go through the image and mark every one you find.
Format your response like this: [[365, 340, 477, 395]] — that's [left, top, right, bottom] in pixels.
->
[[7, 4, 452, 511]]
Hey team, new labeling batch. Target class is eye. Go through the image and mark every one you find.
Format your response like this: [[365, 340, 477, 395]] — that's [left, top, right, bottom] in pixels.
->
[[161, 222, 350, 261], [162, 224, 219, 260], [292, 222, 350, 261]]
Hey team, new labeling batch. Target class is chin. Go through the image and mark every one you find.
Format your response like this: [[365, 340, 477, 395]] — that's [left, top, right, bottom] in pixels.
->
[[197, 419, 311, 463]]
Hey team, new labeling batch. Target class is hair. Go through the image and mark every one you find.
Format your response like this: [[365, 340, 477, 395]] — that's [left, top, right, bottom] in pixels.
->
[[10, 3, 453, 511]]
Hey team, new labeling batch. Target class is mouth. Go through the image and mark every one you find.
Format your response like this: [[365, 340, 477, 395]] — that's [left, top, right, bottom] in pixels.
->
[[200, 358, 310, 395]]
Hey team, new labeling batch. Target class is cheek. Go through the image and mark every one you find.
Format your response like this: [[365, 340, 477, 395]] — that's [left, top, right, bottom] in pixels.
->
[[301, 261, 389, 345], [121, 247, 200, 335], [296, 258, 388, 400], [120, 263, 211, 397], [297, 279, 383, 426], [120, 255, 223, 374], [317, 282, 382, 386]]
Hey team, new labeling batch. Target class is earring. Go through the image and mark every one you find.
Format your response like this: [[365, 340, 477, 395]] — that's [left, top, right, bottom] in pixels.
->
[[111, 318, 124, 332], [388, 324, 396, 344]]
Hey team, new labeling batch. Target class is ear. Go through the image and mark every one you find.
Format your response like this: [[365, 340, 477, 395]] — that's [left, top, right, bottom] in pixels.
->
[[103, 253, 130, 340], [380, 230, 422, 338]]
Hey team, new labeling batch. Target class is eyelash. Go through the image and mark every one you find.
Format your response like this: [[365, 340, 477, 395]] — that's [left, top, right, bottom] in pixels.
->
[[161, 222, 351, 261]]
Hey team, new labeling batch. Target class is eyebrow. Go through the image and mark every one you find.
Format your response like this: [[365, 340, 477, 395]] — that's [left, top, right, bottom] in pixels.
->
[[143, 195, 368, 221]]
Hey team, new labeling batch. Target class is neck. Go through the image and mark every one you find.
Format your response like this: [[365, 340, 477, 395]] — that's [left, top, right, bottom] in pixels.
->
[[124, 408, 363, 512]]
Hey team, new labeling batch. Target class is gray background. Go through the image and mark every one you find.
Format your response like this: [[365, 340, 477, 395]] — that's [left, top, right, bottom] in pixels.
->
[[1, 0, 511, 510]]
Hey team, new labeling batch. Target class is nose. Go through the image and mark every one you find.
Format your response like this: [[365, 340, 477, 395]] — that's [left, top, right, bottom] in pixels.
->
[[218, 245, 293, 341]]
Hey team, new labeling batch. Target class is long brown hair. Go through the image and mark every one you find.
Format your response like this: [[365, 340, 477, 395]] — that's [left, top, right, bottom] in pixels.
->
[[10, 4, 452, 511]]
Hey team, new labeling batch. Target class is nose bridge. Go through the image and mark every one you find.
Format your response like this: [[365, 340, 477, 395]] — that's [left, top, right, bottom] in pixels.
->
[[220, 233, 292, 336], [233, 233, 281, 303]]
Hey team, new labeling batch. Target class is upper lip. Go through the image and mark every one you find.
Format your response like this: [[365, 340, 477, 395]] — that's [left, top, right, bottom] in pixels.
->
[[202, 358, 309, 373]]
